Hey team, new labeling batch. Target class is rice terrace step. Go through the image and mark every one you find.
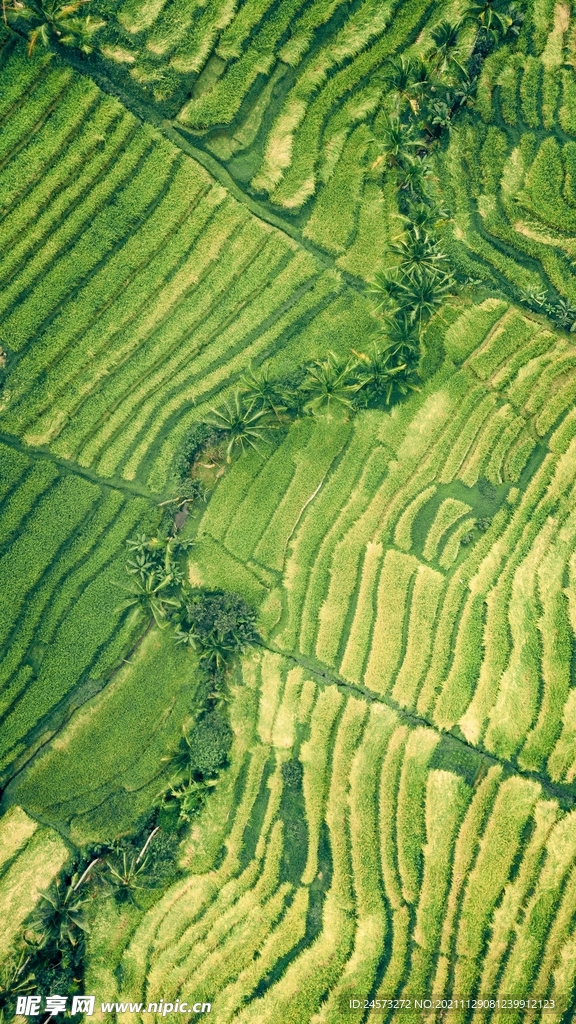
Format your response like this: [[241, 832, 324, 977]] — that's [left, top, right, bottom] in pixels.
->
[[1, 0, 576, 1022]]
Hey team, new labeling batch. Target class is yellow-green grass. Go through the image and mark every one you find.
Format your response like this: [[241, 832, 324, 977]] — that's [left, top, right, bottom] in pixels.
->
[[80, 635, 576, 1022], [0, 39, 378, 502], [8, 630, 202, 844], [0, 815, 70, 958], [422, 498, 473, 562]]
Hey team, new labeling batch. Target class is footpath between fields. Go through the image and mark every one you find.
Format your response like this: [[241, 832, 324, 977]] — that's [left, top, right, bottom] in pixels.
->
[[260, 638, 576, 810]]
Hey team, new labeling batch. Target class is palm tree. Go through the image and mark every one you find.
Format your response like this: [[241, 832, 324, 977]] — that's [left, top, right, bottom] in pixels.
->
[[428, 20, 464, 75], [380, 310, 421, 365], [116, 571, 181, 628], [353, 347, 420, 406], [462, 0, 513, 43], [103, 850, 152, 905], [204, 391, 272, 460], [389, 228, 448, 279], [390, 267, 455, 324], [400, 200, 437, 233], [239, 365, 290, 420], [0, 946, 35, 1024], [301, 352, 361, 417], [164, 777, 216, 823], [367, 269, 402, 315], [376, 116, 421, 171], [32, 880, 90, 950], [397, 155, 431, 194], [125, 549, 157, 582], [198, 629, 238, 671], [4, 0, 104, 55], [384, 55, 429, 112]]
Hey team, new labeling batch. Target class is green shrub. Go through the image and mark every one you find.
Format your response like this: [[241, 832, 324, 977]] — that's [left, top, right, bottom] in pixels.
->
[[187, 712, 233, 777]]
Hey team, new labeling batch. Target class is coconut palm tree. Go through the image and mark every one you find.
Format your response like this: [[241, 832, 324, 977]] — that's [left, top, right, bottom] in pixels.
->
[[239, 365, 291, 420], [116, 571, 181, 628], [462, 0, 513, 43], [397, 155, 431, 194], [380, 310, 421, 365], [384, 54, 429, 112], [103, 850, 152, 905], [32, 881, 90, 950], [390, 267, 455, 324], [0, 946, 35, 1024], [366, 270, 401, 314], [4, 0, 104, 55], [198, 630, 238, 671], [399, 200, 438, 233], [204, 391, 272, 460], [428, 20, 464, 75], [301, 352, 361, 417], [376, 116, 422, 171], [389, 228, 448, 279], [164, 777, 216, 823], [353, 347, 420, 406]]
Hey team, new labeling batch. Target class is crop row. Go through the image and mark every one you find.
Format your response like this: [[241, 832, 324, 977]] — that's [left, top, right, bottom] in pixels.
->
[[0, 43, 381, 493], [10, 627, 201, 845], [82, 0, 448, 275], [0, 806, 69, 958], [439, 33, 576, 307], [97, 649, 576, 1022], [193, 299, 576, 785], [0, 446, 159, 774]]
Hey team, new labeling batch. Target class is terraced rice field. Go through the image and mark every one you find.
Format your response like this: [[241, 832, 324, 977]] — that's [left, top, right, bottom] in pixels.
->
[[40, 0, 460, 281], [193, 299, 576, 786], [0, 28, 376, 496], [0, 439, 160, 778], [97, 649, 576, 1024], [3, 0, 576, 1021], [436, 6, 576, 306]]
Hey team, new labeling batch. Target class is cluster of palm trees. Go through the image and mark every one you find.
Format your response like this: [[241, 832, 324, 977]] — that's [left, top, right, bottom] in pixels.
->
[[203, 340, 421, 457], [377, 0, 523, 157], [116, 532, 191, 628], [200, 2, 529, 462], [0, 854, 134, 1015], [117, 532, 256, 673], [161, 707, 233, 824], [114, 528, 257, 824]]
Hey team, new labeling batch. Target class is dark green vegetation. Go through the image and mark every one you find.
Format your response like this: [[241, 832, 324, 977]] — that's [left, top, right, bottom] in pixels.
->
[[3, 0, 576, 1021]]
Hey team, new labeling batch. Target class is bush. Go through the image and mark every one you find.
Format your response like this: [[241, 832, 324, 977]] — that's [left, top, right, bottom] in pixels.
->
[[173, 423, 223, 482], [187, 712, 233, 778], [182, 590, 257, 649]]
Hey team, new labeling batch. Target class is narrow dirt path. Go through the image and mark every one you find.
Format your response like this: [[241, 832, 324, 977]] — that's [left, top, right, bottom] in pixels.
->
[[0, 430, 168, 503], [261, 639, 576, 808], [44, 44, 370, 299]]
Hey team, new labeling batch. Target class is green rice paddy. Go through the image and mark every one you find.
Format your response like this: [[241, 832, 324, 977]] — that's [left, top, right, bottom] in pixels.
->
[[2, 0, 576, 1020]]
